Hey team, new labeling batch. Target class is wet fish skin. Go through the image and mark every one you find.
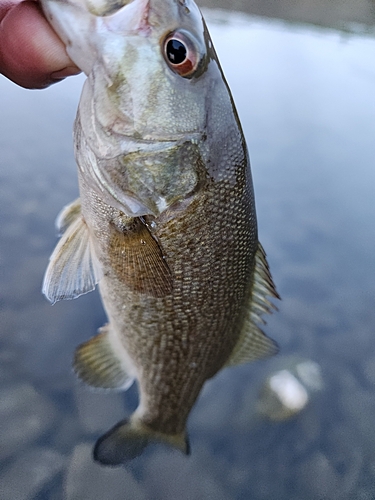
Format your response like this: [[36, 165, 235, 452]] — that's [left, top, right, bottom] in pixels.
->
[[41, 0, 279, 465]]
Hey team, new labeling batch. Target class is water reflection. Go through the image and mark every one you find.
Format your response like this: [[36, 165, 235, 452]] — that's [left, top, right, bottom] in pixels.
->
[[199, 0, 375, 33], [1, 6, 375, 500]]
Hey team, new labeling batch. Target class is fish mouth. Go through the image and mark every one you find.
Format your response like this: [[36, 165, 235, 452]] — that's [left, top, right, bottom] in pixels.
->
[[97, 0, 183, 35], [84, 0, 136, 17], [103, 0, 151, 35]]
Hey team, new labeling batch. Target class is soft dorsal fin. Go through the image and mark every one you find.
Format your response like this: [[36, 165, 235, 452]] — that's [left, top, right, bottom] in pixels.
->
[[226, 243, 280, 367], [55, 198, 81, 236], [42, 211, 99, 304]]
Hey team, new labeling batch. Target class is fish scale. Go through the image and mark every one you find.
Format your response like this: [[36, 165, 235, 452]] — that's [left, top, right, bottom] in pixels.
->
[[41, 0, 279, 465]]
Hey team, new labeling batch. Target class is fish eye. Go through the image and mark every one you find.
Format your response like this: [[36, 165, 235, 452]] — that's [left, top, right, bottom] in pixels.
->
[[166, 39, 187, 65], [163, 31, 199, 78]]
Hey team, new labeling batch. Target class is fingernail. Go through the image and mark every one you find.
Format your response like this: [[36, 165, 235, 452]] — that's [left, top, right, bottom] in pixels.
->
[[51, 66, 81, 80]]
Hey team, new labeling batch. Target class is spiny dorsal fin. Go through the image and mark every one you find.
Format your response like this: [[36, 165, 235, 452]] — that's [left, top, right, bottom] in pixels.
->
[[55, 198, 81, 236], [42, 214, 99, 304], [226, 242, 279, 367], [109, 217, 173, 297], [73, 324, 134, 390]]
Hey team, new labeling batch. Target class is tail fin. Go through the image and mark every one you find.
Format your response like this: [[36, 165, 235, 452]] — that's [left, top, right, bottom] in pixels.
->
[[93, 417, 190, 466]]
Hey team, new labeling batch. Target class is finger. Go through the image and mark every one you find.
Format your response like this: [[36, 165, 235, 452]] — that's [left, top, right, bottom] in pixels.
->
[[0, 1, 80, 89]]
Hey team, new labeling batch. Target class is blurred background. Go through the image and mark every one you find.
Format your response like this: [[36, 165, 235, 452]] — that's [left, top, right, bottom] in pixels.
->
[[1, 1, 375, 499], [201, 0, 375, 32]]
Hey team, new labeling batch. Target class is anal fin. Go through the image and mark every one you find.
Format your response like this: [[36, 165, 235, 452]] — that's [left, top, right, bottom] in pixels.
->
[[73, 325, 134, 390], [226, 242, 280, 367]]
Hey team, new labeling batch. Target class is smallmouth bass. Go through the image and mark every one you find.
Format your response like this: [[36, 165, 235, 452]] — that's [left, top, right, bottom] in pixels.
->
[[40, 0, 279, 465]]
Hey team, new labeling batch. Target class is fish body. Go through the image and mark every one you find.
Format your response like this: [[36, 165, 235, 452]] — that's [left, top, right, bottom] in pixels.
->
[[41, 0, 279, 465]]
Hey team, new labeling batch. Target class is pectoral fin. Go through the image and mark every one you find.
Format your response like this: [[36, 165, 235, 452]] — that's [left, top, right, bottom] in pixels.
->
[[109, 217, 173, 297], [226, 243, 279, 367], [73, 324, 134, 390], [42, 214, 99, 304]]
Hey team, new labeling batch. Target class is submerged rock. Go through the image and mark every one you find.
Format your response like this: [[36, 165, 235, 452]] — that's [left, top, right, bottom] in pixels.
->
[[257, 358, 323, 421]]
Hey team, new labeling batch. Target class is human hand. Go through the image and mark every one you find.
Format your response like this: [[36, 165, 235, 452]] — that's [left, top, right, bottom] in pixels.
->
[[0, 0, 81, 89]]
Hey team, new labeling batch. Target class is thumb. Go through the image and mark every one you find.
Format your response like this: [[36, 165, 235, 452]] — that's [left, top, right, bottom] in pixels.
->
[[0, 1, 80, 89]]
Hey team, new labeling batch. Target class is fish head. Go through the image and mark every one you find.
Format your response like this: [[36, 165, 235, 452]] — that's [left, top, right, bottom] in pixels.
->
[[79, 0, 212, 143], [41, 0, 241, 216]]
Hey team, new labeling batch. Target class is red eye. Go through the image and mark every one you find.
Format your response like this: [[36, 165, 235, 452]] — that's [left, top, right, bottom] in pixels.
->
[[163, 31, 199, 78]]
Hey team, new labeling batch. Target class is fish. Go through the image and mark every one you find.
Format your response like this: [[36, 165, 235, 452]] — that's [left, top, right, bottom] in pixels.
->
[[40, 0, 279, 465]]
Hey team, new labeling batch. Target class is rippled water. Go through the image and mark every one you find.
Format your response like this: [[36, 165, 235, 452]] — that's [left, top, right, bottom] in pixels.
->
[[1, 7, 375, 500]]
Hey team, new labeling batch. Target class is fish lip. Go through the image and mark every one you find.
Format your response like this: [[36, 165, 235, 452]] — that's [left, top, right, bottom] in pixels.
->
[[100, 0, 151, 35], [101, 0, 190, 36]]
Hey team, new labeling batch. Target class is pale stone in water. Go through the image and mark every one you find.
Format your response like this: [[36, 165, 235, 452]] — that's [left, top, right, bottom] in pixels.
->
[[258, 370, 309, 420], [269, 370, 309, 410], [256, 357, 323, 421]]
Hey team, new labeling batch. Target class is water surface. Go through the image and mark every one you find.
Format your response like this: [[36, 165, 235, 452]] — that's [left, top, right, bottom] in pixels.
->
[[1, 7, 375, 500]]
